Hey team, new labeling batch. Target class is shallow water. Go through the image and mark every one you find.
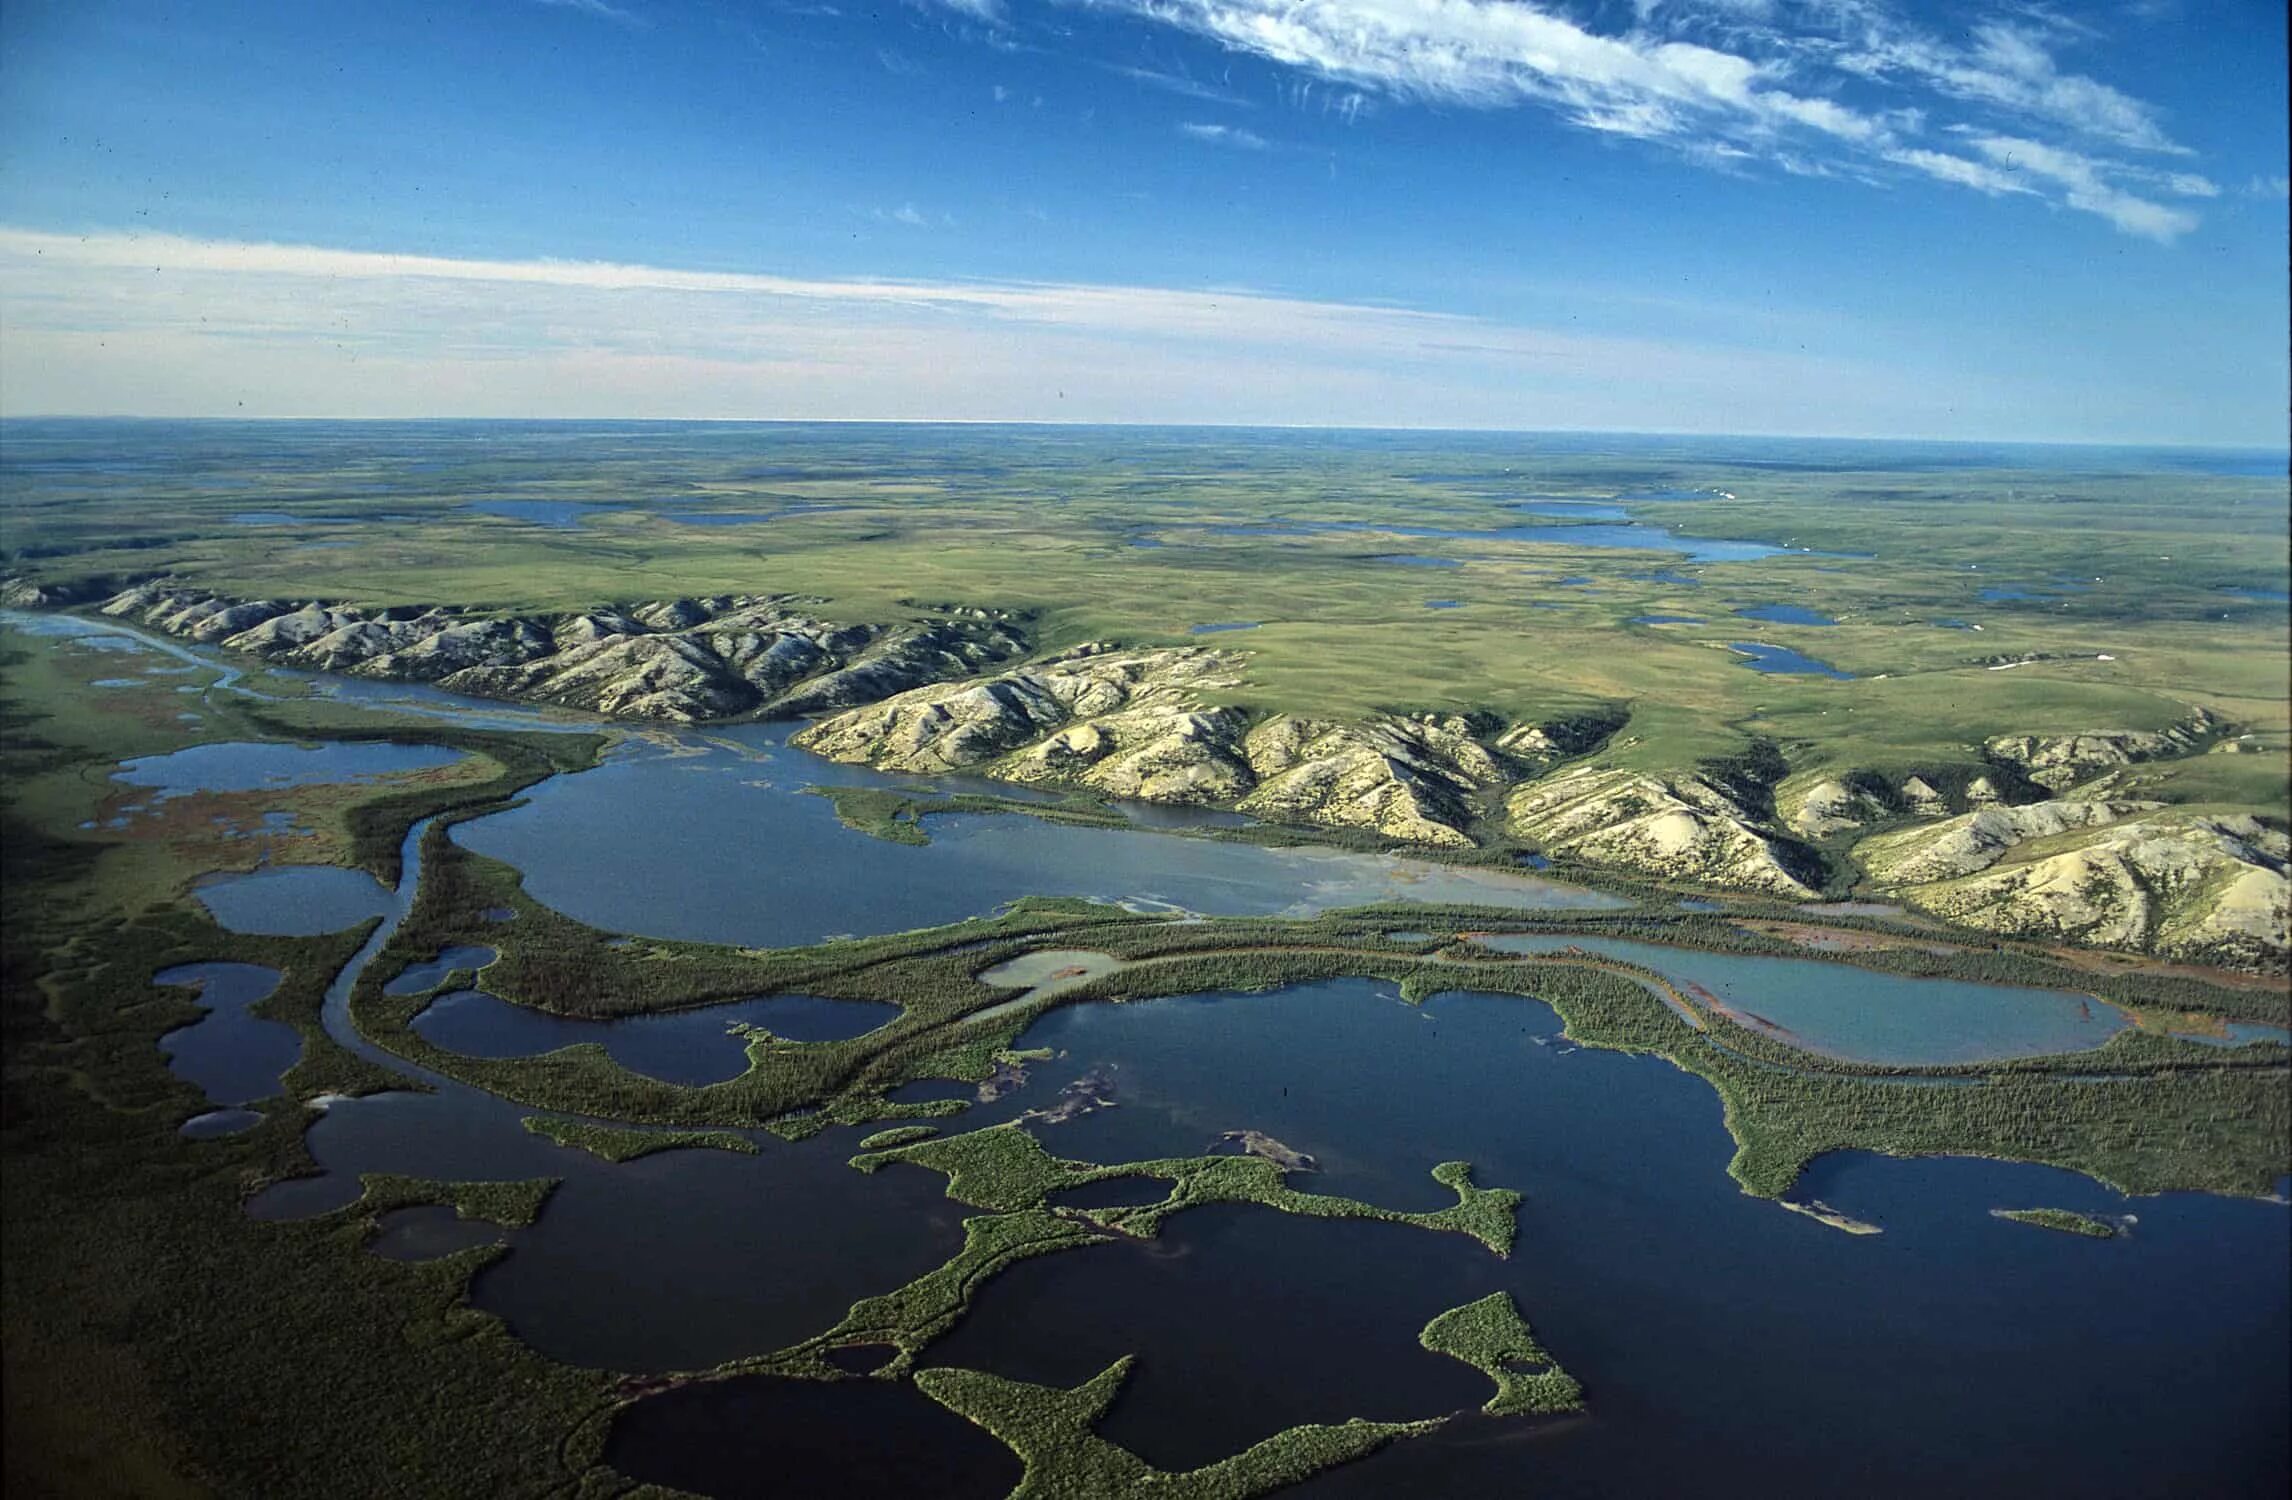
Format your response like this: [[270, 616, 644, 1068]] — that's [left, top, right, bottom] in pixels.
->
[[465, 498, 629, 528], [367, 1205, 505, 1261], [180, 1107, 264, 1138], [197, 864, 397, 935], [1186, 621, 1260, 634], [1735, 603, 1838, 625], [1465, 934, 2125, 1064], [115, 740, 463, 798], [1732, 641, 1853, 678], [411, 989, 897, 1085], [153, 961, 301, 1104], [451, 729, 1622, 948]]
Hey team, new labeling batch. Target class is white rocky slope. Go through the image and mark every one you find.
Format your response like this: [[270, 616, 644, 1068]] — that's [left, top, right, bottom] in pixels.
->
[[92, 582, 1026, 721], [1984, 712, 2219, 792], [1867, 808, 2288, 969], [1504, 766, 1820, 897], [795, 648, 1521, 843]]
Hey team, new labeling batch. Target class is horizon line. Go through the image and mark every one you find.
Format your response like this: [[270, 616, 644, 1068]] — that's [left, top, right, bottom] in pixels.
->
[[1, 413, 2284, 456]]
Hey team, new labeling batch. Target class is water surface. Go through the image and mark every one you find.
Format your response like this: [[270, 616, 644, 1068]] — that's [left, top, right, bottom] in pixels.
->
[[1731, 642, 1854, 679], [451, 729, 1621, 948], [115, 740, 463, 798], [1465, 934, 2124, 1064], [196, 864, 396, 935], [1735, 603, 1837, 626], [411, 990, 895, 1085], [154, 961, 301, 1104]]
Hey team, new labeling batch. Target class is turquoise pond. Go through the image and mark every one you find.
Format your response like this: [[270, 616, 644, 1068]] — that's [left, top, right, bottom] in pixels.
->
[[1464, 934, 2129, 1064]]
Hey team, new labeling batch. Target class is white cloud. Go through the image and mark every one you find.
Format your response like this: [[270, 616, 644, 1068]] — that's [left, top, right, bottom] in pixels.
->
[[529, 0, 645, 25], [0, 227, 1988, 435], [1178, 121, 1271, 149], [1886, 147, 2033, 197], [1963, 133, 2196, 241], [1068, 0, 2208, 239], [2246, 175, 2291, 200]]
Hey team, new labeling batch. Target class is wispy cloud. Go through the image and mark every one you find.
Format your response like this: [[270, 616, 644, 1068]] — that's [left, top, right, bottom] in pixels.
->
[[1064, 1, 2210, 239], [1178, 121, 1270, 149], [1105, 63, 1256, 108], [0, 227, 2009, 435], [529, 0, 646, 26]]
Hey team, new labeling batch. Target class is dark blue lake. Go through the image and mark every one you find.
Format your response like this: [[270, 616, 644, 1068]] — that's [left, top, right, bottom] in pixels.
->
[[918, 978, 2287, 1499], [153, 961, 302, 1104], [196, 864, 397, 935]]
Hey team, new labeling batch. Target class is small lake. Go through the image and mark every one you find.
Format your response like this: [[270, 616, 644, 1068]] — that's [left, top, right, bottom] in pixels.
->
[[1731, 642, 1853, 679], [196, 864, 397, 935], [114, 740, 464, 798], [367, 1205, 506, 1262], [411, 990, 899, 1085], [450, 726, 1623, 949], [1735, 604, 1837, 626], [1187, 621, 1260, 634], [1463, 934, 2125, 1064], [153, 961, 301, 1105], [464, 499, 630, 528], [1424, 599, 1462, 609]]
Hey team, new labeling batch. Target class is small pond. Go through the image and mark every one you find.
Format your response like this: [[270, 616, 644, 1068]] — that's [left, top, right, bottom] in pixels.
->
[[1731, 642, 1853, 679], [153, 961, 301, 1105], [368, 1205, 507, 1262], [1735, 604, 1837, 626], [1187, 621, 1260, 634], [464, 499, 630, 528], [196, 864, 397, 935]]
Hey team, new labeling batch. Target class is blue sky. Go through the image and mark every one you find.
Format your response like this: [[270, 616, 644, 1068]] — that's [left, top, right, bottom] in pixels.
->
[[0, 0, 2284, 443]]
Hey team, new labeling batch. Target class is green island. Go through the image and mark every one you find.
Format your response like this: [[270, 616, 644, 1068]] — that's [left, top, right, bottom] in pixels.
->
[[1991, 1207, 2123, 1239]]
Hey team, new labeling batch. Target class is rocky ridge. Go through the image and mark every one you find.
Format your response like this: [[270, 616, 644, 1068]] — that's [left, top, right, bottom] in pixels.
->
[[1504, 767, 1822, 898], [1865, 807, 2288, 969], [793, 647, 1519, 846], [16, 577, 2283, 968], [90, 582, 1028, 722]]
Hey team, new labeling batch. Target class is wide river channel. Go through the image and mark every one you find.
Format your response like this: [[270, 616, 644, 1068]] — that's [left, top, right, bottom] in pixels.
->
[[18, 608, 2290, 1499]]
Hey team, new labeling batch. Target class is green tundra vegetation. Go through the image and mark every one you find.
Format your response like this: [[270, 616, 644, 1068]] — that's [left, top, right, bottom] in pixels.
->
[[519, 1115, 760, 1162], [1991, 1207, 2122, 1239], [1416, 1292, 1585, 1417], [3, 430, 2287, 1499]]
